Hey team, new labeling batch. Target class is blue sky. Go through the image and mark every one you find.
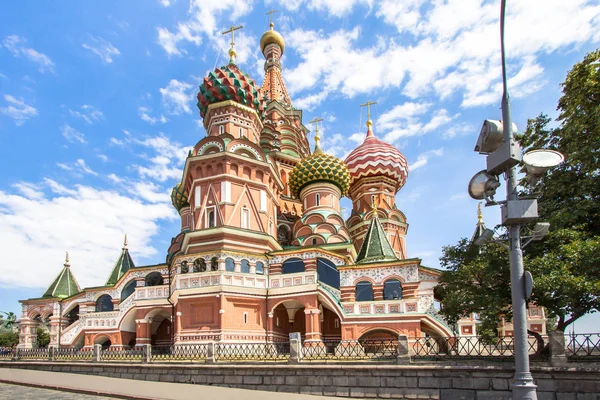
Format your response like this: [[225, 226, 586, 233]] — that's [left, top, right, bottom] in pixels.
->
[[1, 0, 599, 332]]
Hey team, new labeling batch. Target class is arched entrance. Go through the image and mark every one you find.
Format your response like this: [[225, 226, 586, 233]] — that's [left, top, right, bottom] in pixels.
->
[[145, 309, 172, 346], [270, 300, 306, 341]]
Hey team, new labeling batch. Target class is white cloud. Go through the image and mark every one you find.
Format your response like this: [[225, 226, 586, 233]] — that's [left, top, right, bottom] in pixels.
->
[[109, 137, 124, 146], [97, 154, 109, 162], [160, 79, 194, 115], [69, 105, 103, 124], [158, 0, 173, 6], [2, 35, 55, 73], [0, 95, 37, 125], [75, 159, 98, 176], [134, 134, 188, 182], [156, 0, 252, 56], [61, 124, 86, 144], [82, 35, 120, 64], [409, 147, 444, 171], [139, 106, 168, 124], [275, 0, 373, 17], [0, 180, 176, 288]]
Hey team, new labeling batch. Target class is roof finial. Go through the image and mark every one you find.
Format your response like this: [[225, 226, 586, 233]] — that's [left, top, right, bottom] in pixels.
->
[[222, 25, 243, 64], [477, 202, 483, 225], [123, 234, 128, 250], [266, 9, 278, 29], [309, 117, 324, 153], [372, 198, 378, 218], [64, 251, 70, 267], [360, 100, 377, 138]]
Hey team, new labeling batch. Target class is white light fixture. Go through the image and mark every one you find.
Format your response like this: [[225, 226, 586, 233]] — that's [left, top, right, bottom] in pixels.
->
[[473, 228, 495, 246], [523, 149, 564, 185], [531, 222, 550, 241], [468, 170, 501, 201]]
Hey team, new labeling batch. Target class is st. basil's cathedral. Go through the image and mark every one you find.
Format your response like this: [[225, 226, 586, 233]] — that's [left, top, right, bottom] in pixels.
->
[[17, 21, 546, 349]]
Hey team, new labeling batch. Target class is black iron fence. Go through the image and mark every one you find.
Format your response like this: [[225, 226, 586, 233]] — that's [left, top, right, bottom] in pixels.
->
[[302, 339, 397, 361], [567, 333, 600, 358], [151, 344, 208, 362], [216, 342, 290, 361], [2, 334, 598, 363]]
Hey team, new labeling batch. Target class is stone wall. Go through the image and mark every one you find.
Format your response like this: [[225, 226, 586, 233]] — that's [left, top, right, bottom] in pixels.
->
[[1, 361, 599, 399]]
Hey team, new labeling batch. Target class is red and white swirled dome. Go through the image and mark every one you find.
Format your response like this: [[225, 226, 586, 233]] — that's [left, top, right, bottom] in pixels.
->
[[344, 121, 409, 193]]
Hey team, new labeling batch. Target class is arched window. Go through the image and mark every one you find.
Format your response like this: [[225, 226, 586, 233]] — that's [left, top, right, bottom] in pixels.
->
[[383, 279, 402, 300], [282, 258, 304, 274], [121, 280, 137, 302], [255, 261, 264, 275], [241, 207, 250, 229], [193, 258, 206, 273], [145, 272, 164, 287], [317, 258, 339, 289], [316, 193, 320, 206], [211, 257, 219, 271], [355, 281, 374, 302], [219, 125, 224, 134], [66, 305, 79, 325], [95, 295, 114, 312], [180, 261, 189, 273], [240, 259, 250, 273], [225, 257, 235, 272]]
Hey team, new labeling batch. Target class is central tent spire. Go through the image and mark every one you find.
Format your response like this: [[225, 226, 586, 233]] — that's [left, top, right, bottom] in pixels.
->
[[222, 25, 243, 64]]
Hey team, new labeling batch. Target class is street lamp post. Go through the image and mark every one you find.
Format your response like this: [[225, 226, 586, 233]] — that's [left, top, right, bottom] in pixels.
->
[[499, 1, 537, 398]]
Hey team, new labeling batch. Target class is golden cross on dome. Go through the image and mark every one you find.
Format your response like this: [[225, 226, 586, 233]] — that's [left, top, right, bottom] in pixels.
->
[[360, 100, 377, 121], [222, 25, 243, 63], [266, 9, 278, 26], [477, 202, 483, 224], [309, 117, 324, 147]]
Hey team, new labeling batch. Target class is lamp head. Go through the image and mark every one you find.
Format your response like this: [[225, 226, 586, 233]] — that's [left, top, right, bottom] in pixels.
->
[[474, 120, 518, 155], [473, 228, 495, 246], [468, 170, 501, 200], [531, 222, 550, 241], [523, 149, 564, 184]]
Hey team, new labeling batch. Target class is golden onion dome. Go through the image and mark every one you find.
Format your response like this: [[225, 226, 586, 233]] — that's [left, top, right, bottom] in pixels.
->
[[289, 138, 351, 198], [170, 182, 189, 212], [260, 23, 285, 55]]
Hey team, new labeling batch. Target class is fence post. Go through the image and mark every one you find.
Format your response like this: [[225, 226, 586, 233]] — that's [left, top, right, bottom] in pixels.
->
[[12, 348, 19, 361], [548, 330, 567, 366], [206, 342, 216, 363], [142, 344, 151, 363], [93, 344, 102, 362], [48, 347, 55, 361], [396, 335, 411, 364], [288, 332, 302, 364]]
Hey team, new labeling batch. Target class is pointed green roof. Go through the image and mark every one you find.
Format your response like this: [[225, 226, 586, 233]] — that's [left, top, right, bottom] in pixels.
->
[[43, 252, 81, 298], [355, 213, 399, 264], [470, 203, 486, 243], [106, 235, 135, 286]]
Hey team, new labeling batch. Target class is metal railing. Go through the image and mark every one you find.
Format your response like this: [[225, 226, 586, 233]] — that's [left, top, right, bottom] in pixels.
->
[[55, 347, 94, 361], [410, 336, 540, 359], [101, 346, 144, 362], [0, 348, 14, 360], [302, 339, 397, 361], [151, 344, 208, 362], [15, 348, 49, 360], [567, 333, 600, 358], [215, 342, 290, 361]]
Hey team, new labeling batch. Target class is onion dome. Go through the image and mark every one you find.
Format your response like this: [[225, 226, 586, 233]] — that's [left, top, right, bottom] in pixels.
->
[[344, 120, 409, 193], [196, 63, 263, 119], [170, 182, 189, 212], [289, 134, 351, 198], [260, 22, 285, 55]]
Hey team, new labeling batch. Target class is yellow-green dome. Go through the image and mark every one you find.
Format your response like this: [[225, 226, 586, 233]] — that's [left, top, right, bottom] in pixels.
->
[[170, 182, 189, 212], [289, 146, 351, 198], [260, 23, 285, 55]]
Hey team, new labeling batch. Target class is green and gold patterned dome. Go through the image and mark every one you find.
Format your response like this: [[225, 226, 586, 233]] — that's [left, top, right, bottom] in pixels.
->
[[170, 182, 189, 212], [289, 138, 351, 198]]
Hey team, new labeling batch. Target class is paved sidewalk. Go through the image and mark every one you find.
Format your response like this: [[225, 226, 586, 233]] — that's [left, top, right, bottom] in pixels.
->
[[0, 368, 344, 400], [0, 382, 115, 399]]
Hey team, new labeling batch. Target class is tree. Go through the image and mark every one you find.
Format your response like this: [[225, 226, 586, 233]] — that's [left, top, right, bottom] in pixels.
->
[[0, 311, 17, 332], [439, 49, 600, 334], [36, 328, 50, 348], [0, 332, 19, 347], [518, 48, 600, 331], [436, 238, 511, 342]]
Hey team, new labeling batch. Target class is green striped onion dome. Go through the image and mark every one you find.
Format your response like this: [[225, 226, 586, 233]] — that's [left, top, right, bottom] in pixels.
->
[[197, 63, 263, 118], [170, 182, 189, 212], [289, 146, 351, 198]]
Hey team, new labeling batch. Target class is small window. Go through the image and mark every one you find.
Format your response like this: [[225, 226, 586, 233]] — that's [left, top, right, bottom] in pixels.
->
[[312, 238, 317, 245], [180, 262, 189, 274], [243, 312, 248, 324], [282, 258, 305, 274], [218, 125, 224, 134], [207, 208, 216, 228], [225, 258, 235, 272], [239, 127, 243, 138], [276, 316, 279, 327], [193, 258, 206, 272], [95, 295, 114, 312], [316, 193, 320, 206], [256, 261, 264, 275], [355, 281, 374, 302], [241, 208, 250, 229], [383, 279, 402, 300], [371, 195, 376, 207], [334, 318, 340, 328], [211, 257, 218, 271], [240, 259, 250, 273]]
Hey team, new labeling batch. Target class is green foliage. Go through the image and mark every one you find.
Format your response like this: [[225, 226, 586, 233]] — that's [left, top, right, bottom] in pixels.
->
[[437, 238, 511, 338], [36, 328, 50, 348], [0, 311, 16, 332], [440, 49, 600, 334], [0, 332, 19, 347]]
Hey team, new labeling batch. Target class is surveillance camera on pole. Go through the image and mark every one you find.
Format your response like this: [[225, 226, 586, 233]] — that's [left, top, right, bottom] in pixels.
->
[[474, 119, 521, 176]]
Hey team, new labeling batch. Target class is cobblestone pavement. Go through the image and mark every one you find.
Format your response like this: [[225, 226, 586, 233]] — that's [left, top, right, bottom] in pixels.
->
[[0, 382, 119, 399]]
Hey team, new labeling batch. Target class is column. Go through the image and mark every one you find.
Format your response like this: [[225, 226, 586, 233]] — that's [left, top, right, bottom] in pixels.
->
[[267, 312, 274, 341], [135, 319, 151, 345]]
